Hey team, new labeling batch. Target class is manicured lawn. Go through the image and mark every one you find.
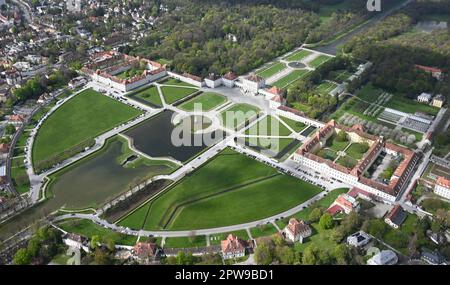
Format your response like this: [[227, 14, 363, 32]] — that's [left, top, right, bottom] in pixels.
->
[[293, 223, 337, 252], [10, 157, 30, 194], [32, 89, 142, 167], [160, 86, 198, 104], [118, 202, 151, 229], [327, 136, 350, 152], [133, 148, 321, 231], [382, 214, 420, 255], [272, 69, 310, 89], [336, 156, 358, 169], [308, 55, 332, 68], [257, 62, 287, 78], [388, 93, 439, 116], [164, 235, 207, 248], [166, 173, 322, 230], [316, 149, 338, 161], [285, 49, 313, 62], [160, 78, 195, 88], [275, 188, 349, 228], [209, 230, 250, 245], [346, 143, 368, 160], [58, 219, 138, 246], [250, 223, 278, 238], [245, 115, 292, 137], [178, 92, 227, 111], [127, 86, 162, 107], [328, 70, 353, 83], [278, 116, 307, 133], [244, 137, 294, 157], [315, 81, 337, 95], [219, 103, 260, 129]]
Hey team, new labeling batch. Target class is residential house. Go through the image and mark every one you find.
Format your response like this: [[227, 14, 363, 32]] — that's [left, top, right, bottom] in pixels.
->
[[0, 143, 10, 154], [434, 176, 450, 200], [346, 231, 371, 248], [283, 218, 312, 243], [327, 193, 360, 216], [367, 250, 398, 265], [221, 234, 246, 260], [417, 92, 432, 103], [384, 205, 407, 229], [415, 65, 443, 80], [432, 94, 445, 108], [63, 233, 90, 252], [132, 242, 157, 263]]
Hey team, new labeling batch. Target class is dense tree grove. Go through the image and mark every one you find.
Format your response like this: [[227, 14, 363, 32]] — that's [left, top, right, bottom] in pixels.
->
[[131, 2, 318, 77], [342, 2, 450, 100]]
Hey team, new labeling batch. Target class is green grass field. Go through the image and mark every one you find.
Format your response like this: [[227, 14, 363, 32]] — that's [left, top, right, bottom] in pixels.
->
[[275, 188, 349, 229], [245, 115, 292, 137], [308, 55, 332, 68], [127, 86, 162, 107], [272, 69, 310, 89], [388, 93, 439, 116], [250, 223, 278, 238], [160, 78, 195, 88], [122, 148, 322, 231], [32, 89, 142, 168], [209, 230, 250, 245], [178, 92, 227, 111], [10, 157, 30, 194], [315, 81, 337, 95], [278, 116, 307, 133], [346, 143, 367, 160], [164, 235, 207, 248], [58, 219, 138, 246], [219, 103, 260, 129], [285, 49, 313, 62], [257, 62, 287, 78], [161, 86, 198, 104]]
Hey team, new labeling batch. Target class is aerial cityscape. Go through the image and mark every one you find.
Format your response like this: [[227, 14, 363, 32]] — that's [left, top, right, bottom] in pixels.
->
[[0, 0, 449, 267]]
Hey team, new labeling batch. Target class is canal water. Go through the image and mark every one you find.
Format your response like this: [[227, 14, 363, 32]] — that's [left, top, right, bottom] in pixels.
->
[[0, 138, 173, 241]]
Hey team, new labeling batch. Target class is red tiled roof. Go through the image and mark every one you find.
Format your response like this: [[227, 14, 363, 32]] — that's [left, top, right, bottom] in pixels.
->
[[223, 72, 238, 81], [267, 86, 285, 96], [415, 64, 442, 74], [133, 242, 157, 257], [221, 234, 245, 254], [327, 204, 343, 216], [182, 72, 203, 82], [285, 218, 311, 237], [0, 143, 10, 153], [245, 74, 264, 83], [436, 176, 450, 189]]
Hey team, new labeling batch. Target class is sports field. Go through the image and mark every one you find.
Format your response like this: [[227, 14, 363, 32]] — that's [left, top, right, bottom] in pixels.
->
[[178, 92, 227, 111], [257, 62, 287, 78], [118, 148, 322, 231], [284, 49, 313, 62], [32, 89, 142, 168], [308, 55, 332, 68], [219, 103, 260, 130], [272, 69, 310, 89], [127, 86, 162, 107], [160, 86, 198, 104]]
